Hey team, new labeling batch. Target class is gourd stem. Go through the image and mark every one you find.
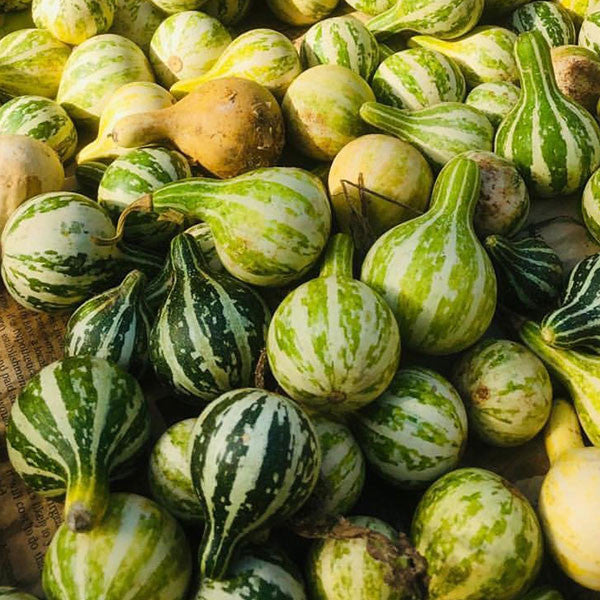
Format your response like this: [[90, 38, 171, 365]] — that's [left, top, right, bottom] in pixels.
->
[[199, 530, 236, 580], [111, 111, 171, 149], [545, 399, 584, 464], [118, 270, 147, 300], [169, 233, 210, 279], [429, 156, 481, 219], [515, 31, 559, 97], [366, 5, 403, 38], [64, 475, 110, 532], [319, 233, 354, 278]]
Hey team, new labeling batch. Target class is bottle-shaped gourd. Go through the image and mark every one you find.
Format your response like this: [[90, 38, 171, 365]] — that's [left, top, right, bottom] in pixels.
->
[[267, 233, 401, 414], [361, 156, 497, 355], [495, 30, 600, 198]]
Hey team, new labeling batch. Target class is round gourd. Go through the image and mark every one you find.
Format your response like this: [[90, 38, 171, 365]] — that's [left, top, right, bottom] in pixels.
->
[[465, 82, 520, 128], [266, 0, 338, 25], [0, 589, 38, 600], [511, 1, 576, 47], [110, 0, 164, 51], [203, 0, 251, 24], [579, 11, 600, 56]]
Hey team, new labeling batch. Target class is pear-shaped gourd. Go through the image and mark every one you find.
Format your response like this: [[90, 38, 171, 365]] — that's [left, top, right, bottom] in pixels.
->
[[171, 29, 301, 99], [0, 29, 71, 99], [579, 10, 600, 55], [511, 1, 576, 48], [409, 27, 519, 88], [268, 234, 401, 413], [496, 31, 600, 198], [360, 101, 494, 170], [465, 82, 520, 128], [110, 0, 164, 51], [266, 0, 338, 25], [361, 156, 497, 355], [203, 0, 251, 24]]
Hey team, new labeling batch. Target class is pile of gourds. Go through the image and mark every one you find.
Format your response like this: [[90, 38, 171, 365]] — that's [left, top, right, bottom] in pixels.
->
[[2, 0, 600, 598]]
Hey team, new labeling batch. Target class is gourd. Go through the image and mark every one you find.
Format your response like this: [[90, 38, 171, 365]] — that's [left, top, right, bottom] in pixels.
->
[[149, 11, 231, 88], [267, 233, 401, 413], [579, 11, 600, 56], [0, 588, 38, 600], [149, 0, 207, 14], [412, 468, 543, 600], [57, 34, 154, 130], [0, 11, 34, 38], [409, 27, 519, 88], [510, 1, 576, 47], [495, 31, 600, 198], [0, 29, 70, 99], [112, 78, 284, 179], [282, 65, 375, 161], [97, 147, 191, 248], [367, 0, 484, 40], [345, 0, 393, 14], [484, 235, 563, 314], [354, 367, 468, 488], [328, 134, 433, 238], [190, 388, 320, 579], [110, 0, 164, 51], [150, 234, 270, 403], [465, 82, 520, 128], [32, 0, 116, 45], [171, 29, 301, 99], [148, 419, 203, 523], [75, 161, 108, 196], [361, 156, 497, 355], [64, 270, 152, 376], [6, 357, 150, 532], [42, 493, 192, 599], [583, 167, 600, 244], [0, 96, 77, 162], [301, 16, 379, 81], [521, 589, 564, 600], [371, 48, 466, 110], [360, 102, 494, 170], [203, 0, 251, 24], [267, 0, 338, 25], [77, 82, 175, 163]]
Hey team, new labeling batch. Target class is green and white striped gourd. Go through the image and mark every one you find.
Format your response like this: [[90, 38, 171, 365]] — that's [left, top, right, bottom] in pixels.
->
[[64, 270, 152, 377], [465, 82, 520, 128], [360, 101, 494, 170], [495, 31, 600, 198], [42, 493, 192, 600], [32, 0, 116, 45], [521, 589, 564, 600], [354, 367, 468, 488], [409, 26, 519, 88], [150, 234, 270, 403], [583, 167, 600, 243], [0, 29, 70, 99], [484, 235, 563, 314], [191, 388, 320, 579], [149, 11, 231, 88], [171, 29, 301, 99], [371, 48, 466, 110], [301, 16, 379, 81], [266, 0, 338, 25], [75, 161, 108, 196], [511, 1, 575, 48], [412, 468, 543, 600], [203, 0, 251, 24], [367, 0, 483, 40], [361, 156, 497, 355], [0, 11, 35, 38], [57, 34, 154, 130], [0, 95, 77, 162], [98, 147, 191, 248], [149, 419, 203, 523], [268, 233, 400, 413], [0, 589, 37, 600], [6, 357, 150, 532], [126, 167, 331, 287], [344, 0, 393, 15], [148, 0, 206, 14], [579, 11, 600, 56], [110, 0, 164, 51]]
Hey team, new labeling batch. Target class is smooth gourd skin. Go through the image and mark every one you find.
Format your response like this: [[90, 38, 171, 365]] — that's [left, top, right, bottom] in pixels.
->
[[110, 0, 164, 51], [465, 82, 520, 128]]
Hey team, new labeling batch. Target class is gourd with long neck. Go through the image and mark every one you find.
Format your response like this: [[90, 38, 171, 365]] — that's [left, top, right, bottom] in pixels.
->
[[361, 156, 497, 355]]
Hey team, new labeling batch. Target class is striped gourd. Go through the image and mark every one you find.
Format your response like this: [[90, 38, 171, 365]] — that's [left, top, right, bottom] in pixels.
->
[[409, 26, 519, 88], [465, 82, 520, 128], [484, 235, 563, 314], [42, 493, 192, 599], [171, 29, 301, 99], [354, 367, 468, 488], [412, 468, 543, 600], [367, 0, 484, 40], [98, 147, 191, 248], [150, 234, 270, 404], [0, 589, 37, 600], [361, 157, 497, 355], [301, 16, 379, 81], [149, 419, 203, 523], [579, 11, 600, 56], [78, 82, 175, 163], [123, 167, 331, 287], [521, 589, 564, 600], [495, 31, 600, 198], [344, 0, 394, 15], [6, 357, 150, 531], [64, 270, 152, 376], [0, 95, 77, 162], [268, 233, 401, 413], [149, 11, 231, 88], [75, 161, 108, 196], [203, 0, 251, 24], [32, 0, 116, 45], [57, 34, 154, 130], [583, 167, 600, 243], [371, 48, 466, 110], [511, 1, 576, 48], [191, 388, 320, 579], [110, 0, 164, 52], [0, 29, 70, 99], [266, 0, 338, 25], [360, 102, 494, 170]]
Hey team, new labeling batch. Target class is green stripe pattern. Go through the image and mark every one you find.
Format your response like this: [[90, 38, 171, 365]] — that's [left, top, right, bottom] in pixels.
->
[[344, 0, 394, 15], [75, 161, 109, 196], [191, 388, 320, 579], [583, 166, 600, 243], [6, 357, 150, 532], [466, 82, 520, 128], [265, 0, 338, 25], [42, 493, 192, 599], [511, 1, 576, 47], [372, 48, 466, 110], [203, 0, 252, 24], [578, 10, 600, 56], [109, 0, 164, 51], [0, 588, 37, 600]]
